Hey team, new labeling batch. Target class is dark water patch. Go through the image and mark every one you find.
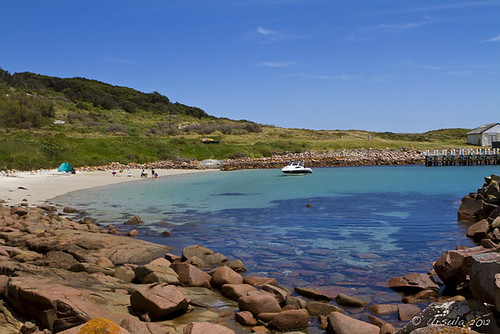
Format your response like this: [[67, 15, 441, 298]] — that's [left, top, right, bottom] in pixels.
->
[[215, 192, 247, 196], [144, 206, 162, 213]]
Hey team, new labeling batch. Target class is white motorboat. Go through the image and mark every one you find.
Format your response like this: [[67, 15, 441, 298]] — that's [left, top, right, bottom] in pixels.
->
[[281, 161, 313, 175]]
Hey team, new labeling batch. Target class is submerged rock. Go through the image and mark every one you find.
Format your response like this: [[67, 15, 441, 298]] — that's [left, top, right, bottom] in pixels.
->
[[124, 215, 144, 225], [305, 301, 342, 317], [335, 293, 367, 307]]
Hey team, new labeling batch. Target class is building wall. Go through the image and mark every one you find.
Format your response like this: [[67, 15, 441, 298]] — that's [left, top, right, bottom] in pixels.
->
[[484, 133, 499, 146], [484, 125, 500, 146], [467, 134, 482, 146]]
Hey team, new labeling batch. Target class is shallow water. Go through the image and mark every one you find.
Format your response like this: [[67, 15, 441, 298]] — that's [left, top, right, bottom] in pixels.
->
[[53, 165, 498, 310]]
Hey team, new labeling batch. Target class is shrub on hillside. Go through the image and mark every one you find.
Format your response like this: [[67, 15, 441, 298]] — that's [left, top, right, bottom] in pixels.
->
[[105, 123, 128, 133], [145, 128, 162, 136], [0, 93, 54, 129], [67, 112, 88, 123]]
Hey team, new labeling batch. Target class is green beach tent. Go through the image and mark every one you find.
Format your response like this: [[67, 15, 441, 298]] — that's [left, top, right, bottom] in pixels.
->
[[58, 162, 75, 173]]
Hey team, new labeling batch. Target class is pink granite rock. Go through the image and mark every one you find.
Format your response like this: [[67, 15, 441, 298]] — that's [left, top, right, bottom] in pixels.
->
[[210, 266, 243, 287], [268, 309, 309, 332], [238, 290, 282, 316], [243, 276, 276, 287], [235, 311, 257, 326], [326, 312, 379, 334], [170, 262, 211, 288], [220, 283, 257, 301], [182, 322, 235, 334], [387, 273, 439, 293], [130, 283, 190, 320]]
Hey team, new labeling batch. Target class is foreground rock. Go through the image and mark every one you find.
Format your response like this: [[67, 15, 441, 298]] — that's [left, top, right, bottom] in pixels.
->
[[387, 273, 439, 294], [238, 291, 282, 316], [130, 283, 190, 320], [183, 321, 235, 334], [433, 245, 499, 289], [326, 312, 379, 334], [397, 300, 500, 334], [134, 257, 180, 285], [181, 244, 228, 267], [60, 317, 131, 334], [469, 252, 500, 305], [6, 276, 131, 332], [268, 309, 309, 331], [171, 262, 212, 288]]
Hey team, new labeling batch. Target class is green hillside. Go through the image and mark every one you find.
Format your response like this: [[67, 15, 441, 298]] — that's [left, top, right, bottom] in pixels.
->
[[0, 67, 472, 170]]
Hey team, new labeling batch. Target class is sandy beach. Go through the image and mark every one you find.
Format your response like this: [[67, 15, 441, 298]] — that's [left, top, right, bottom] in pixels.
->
[[0, 168, 217, 207]]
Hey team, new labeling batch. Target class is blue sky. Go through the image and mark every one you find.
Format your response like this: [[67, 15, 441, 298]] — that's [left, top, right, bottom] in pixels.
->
[[1, 0, 499, 132]]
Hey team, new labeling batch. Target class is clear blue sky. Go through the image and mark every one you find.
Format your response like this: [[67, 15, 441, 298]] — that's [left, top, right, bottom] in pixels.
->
[[2, 0, 499, 133]]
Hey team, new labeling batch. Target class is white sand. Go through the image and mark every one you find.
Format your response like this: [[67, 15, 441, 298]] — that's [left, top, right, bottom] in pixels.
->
[[0, 168, 217, 207]]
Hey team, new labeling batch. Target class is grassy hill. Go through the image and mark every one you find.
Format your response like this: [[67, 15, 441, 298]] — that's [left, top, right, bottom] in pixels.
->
[[0, 67, 472, 170]]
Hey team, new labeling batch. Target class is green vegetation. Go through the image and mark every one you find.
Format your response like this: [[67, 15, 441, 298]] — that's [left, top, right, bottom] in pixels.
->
[[0, 67, 473, 170]]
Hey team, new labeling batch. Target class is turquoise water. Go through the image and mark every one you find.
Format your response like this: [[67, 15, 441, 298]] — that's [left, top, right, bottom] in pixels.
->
[[54, 165, 498, 304]]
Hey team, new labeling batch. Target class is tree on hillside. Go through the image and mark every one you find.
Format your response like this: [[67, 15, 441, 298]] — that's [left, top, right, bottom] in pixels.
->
[[0, 67, 11, 84]]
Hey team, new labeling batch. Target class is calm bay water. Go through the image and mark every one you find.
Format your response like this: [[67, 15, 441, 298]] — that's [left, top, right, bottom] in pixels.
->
[[53, 165, 499, 305]]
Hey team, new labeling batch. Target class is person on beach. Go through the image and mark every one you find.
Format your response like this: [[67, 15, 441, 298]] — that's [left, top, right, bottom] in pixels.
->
[[140, 169, 147, 178], [112, 171, 117, 176], [151, 168, 155, 179]]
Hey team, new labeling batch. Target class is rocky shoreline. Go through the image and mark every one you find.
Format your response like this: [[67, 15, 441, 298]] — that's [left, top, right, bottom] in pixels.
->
[[220, 148, 425, 171], [73, 148, 426, 172], [0, 172, 499, 333]]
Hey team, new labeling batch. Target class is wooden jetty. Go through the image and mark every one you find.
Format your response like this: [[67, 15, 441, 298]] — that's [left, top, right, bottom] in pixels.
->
[[425, 149, 500, 166]]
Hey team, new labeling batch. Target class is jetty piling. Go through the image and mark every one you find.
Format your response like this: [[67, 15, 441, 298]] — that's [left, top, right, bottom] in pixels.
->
[[425, 148, 500, 166]]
